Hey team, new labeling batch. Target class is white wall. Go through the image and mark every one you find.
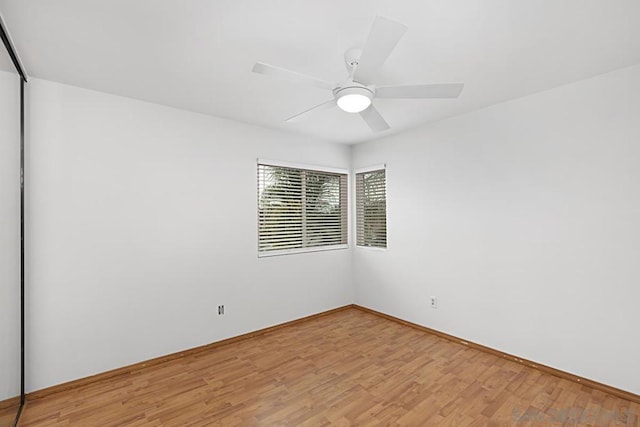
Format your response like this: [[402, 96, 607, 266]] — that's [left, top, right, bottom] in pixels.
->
[[26, 64, 640, 396], [0, 69, 21, 401], [352, 64, 640, 395], [26, 79, 353, 392]]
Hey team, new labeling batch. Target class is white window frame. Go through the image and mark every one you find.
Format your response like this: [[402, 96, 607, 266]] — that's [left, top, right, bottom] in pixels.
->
[[257, 159, 349, 258]]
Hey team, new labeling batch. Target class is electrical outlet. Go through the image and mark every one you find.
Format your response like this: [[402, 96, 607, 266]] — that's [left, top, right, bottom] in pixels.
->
[[217, 305, 225, 315], [430, 297, 437, 309]]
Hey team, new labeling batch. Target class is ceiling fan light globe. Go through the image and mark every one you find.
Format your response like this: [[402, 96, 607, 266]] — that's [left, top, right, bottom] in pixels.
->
[[337, 93, 372, 113]]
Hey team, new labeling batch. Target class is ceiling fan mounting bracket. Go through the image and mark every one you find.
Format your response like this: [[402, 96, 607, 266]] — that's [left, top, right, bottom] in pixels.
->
[[344, 48, 363, 71]]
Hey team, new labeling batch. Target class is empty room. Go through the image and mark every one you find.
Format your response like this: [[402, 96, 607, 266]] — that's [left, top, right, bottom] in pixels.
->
[[0, 1, 639, 425]]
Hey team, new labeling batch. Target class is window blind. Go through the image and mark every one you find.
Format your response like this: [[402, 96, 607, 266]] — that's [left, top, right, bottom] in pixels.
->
[[356, 169, 387, 248], [258, 163, 347, 255]]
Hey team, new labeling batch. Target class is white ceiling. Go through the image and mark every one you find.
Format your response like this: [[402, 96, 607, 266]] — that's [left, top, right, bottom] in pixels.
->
[[1, 0, 639, 143]]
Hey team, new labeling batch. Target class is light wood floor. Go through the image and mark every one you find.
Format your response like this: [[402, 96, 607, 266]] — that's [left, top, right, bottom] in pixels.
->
[[18, 308, 639, 426], [0, 405, 20, 427], [0, 396, 20, 427]]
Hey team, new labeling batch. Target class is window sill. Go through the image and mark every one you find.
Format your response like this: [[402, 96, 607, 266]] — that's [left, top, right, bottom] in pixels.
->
[[355, 245, 387, 251], [259, 244, 349, 258]]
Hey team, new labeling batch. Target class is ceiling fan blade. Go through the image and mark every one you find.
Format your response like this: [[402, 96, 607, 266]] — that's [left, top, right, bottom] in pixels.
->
[[376, 83, 464, 99], [353, 16, 408, 85], [359, 104, 390, 132], [285, 99, 336, 123], [252, 62, 334, 91]]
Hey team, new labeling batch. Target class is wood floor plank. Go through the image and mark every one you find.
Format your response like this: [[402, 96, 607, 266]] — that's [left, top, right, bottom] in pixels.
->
[[0, 397, 20, 427], [19, 308, 639, 426]]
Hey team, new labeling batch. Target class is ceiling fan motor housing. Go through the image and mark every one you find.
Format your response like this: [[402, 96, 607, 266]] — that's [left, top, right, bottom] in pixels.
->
[[333, 85, 374, 99]]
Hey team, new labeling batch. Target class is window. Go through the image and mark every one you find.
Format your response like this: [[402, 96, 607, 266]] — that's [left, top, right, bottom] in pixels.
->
[[258, 162, 348, 256], [356, 168, 387, 248]]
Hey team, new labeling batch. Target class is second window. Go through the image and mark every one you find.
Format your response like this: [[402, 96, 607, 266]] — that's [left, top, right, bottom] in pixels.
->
[[356, 168, 387, 248]]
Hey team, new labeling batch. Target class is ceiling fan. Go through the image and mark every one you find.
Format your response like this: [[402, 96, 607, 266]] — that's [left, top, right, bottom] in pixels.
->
[[252, 16, 464, 132]]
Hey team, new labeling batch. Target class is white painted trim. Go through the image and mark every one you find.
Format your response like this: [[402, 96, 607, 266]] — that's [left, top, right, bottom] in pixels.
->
[[355, 244, 387, 251], [258, 158, 348, 175], [354, 164, 386, 174], [258, 244, 349, 258]]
